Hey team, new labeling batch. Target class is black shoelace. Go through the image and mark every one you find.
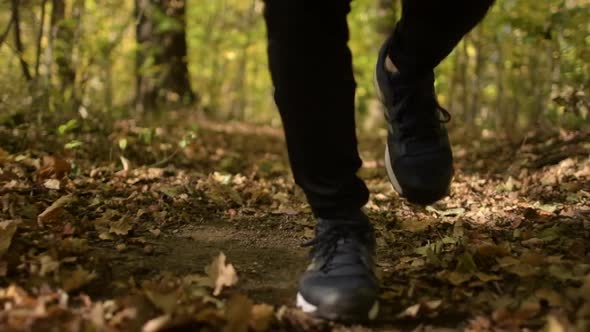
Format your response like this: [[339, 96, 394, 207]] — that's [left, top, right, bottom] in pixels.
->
[[302, 223, 373, 272], [388, 77, 451, 141]]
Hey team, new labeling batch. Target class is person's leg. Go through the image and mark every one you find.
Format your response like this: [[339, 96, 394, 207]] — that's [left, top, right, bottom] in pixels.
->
[[389, 0, 496, 77], [376, 0, 495, 204], [263, 0, 378, 322], [263, 0, 369, 220]]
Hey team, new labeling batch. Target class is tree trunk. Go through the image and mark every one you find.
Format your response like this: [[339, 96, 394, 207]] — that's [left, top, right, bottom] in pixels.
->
[[51, 0, 76, 92], [135, 0, 195, 112], [470, 27, 484, 125], [11, 0, 32, 82]]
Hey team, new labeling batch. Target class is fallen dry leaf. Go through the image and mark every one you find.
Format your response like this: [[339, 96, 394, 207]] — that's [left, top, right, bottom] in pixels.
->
[[250, 303, 274, 332], [37, 155, 71, 181], [206, 252, 238, 296], [109, 216, 134, 236], [224, 293, 252, 332], [0, 147, 9, 163], [0, 220, 19, 257], [38, 194, 76, 225], [120, 156, 131, 172], [397, 300, 442, 319], [277, 306, 327, 332], [446, 271, 472, 285], [144, 288, 178, 314], [43, 179, 61, 190], [398, 303, 421, 318], [62, 266, 96, 292], [142, 314, 171, 332], [39, 254, 60, 277], [543, 315, 571, 332]]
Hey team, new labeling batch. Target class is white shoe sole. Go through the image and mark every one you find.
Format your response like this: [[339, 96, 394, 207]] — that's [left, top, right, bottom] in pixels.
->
[[296, 292, 380, 321], [385, 144, 403, 195]]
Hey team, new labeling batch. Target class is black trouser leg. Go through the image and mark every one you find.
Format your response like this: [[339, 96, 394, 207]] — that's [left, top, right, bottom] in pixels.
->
[[389, 0, 495, 77], [263, 1, 369, 219], [263, 0, 494, 219]]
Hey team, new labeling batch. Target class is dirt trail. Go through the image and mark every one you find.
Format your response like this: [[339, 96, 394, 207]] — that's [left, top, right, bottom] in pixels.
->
[[0, 115, 588, 331]]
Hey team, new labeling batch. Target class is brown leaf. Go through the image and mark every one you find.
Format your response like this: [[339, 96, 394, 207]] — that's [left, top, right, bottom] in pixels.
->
[[0, 220, 19, 257], [0, 147, 9, 163], [277, 306, 327, 332], [37, 156, 71, 181], [400, 217, 436, 232], [224, 294, 252, 332], [398, 303, 421, 318], [109, 216, 134, 236], [62, 266, 96, 292], [446, 271, 472, 286], [474, 272, 502, 283], [520, 251, 545, 266], [5, 284, 37, 307], [396, 300, 442, 319], [206, 252, 238, 296], [38, 194, 76, 225], [142, 315, 172, 332], [250, 304, 274, 332], [39, 255, 60, 277], [505, 264, 537, 277], [543, 315, 571, 332], [144, 289, 178, 314], [496, 256, 520, 267], [43, 179, 61, 190]]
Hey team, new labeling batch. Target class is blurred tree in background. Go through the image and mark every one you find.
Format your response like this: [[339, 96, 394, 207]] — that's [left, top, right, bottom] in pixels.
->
[[136, 0, 195, 112], [0, 0, 588, 134]]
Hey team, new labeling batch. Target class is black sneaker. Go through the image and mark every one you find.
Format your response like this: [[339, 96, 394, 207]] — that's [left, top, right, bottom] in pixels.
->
[[374, 37, 454, 205], [296, 214, 379, 322]]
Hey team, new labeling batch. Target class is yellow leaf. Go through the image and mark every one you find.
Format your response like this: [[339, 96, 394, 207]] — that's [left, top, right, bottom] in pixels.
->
[[206, 252, 238, 296]]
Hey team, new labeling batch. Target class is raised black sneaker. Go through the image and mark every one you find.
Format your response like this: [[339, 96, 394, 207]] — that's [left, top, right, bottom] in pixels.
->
[[374, 37, 454, 205], [296, 213, 379, 322]]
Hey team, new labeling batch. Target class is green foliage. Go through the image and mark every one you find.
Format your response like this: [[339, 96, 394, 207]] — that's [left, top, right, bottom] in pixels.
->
[[0, 0, 588, 134], [58, 119, 79, 136]]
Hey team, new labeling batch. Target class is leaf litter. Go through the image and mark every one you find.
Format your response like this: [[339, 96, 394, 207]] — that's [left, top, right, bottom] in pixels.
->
[[0, 114, 589, 331]]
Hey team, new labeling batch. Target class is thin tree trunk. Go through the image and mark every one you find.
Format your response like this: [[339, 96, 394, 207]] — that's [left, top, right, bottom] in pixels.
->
[[35, 0, 48, 77], [11, 0, 32, 82], [460, 39, 469, 121], [470, 27, 484, 124], [495, 37, 505, 131], [51, 0, 76, 92], [231, 0, 257, 120], [448, 49, 461, 114]]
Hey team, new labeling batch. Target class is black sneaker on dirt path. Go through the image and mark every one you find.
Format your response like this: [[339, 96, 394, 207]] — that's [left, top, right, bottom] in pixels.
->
[[296, 213, 379, 322], [375, 37, 454, 205]]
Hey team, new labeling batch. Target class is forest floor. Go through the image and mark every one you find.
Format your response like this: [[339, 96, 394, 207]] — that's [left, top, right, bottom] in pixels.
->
[[0, 110, 589, 332]]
